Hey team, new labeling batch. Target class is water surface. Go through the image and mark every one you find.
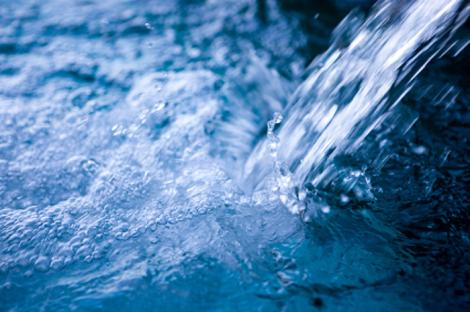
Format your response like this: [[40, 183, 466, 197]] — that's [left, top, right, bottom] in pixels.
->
[[0, 0, 469, 311]]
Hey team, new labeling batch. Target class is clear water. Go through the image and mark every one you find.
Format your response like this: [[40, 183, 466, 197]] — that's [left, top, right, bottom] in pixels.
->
[[0, 0, 469, 311], [246, 0, 463, 193]]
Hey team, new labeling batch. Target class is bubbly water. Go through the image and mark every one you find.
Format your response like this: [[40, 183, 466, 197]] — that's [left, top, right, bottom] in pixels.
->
[[0, 0, 469, 311]]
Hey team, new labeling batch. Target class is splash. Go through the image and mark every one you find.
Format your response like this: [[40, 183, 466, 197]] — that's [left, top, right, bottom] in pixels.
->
[[245, 0, 467, 198], [0, 0, 468, 310]]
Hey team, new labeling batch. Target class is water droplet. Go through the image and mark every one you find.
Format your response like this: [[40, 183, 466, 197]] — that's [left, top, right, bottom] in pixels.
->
[[321, 205, 330, 214], [340, 194, 350, 205], [412, 145, 427, 155]]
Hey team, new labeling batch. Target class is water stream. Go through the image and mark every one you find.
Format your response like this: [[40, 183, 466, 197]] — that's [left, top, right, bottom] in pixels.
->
[[245, 0, 466, 214], [0, 0, 469, 311]]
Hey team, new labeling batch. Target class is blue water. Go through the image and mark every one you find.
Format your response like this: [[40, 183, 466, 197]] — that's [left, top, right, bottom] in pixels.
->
[[1, 0, 469, 311]]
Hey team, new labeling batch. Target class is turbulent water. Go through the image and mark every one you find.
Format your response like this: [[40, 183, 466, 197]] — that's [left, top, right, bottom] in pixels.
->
[[246, 0, 464, 193], [0, 0, 469, 311]]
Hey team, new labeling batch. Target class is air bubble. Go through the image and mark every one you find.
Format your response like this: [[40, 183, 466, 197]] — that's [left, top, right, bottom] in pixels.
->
[[34, 256, 50, 272]]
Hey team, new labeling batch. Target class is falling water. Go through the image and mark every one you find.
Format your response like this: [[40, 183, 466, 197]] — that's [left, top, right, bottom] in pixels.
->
[[1, 0, 469, 310], [245, 0, 467, 213]]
